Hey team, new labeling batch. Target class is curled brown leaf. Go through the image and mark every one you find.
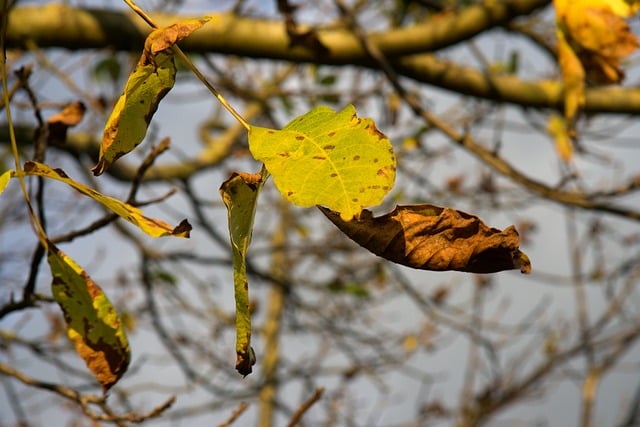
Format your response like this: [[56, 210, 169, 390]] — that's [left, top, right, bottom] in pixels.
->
[[319, 204, 531, 274]]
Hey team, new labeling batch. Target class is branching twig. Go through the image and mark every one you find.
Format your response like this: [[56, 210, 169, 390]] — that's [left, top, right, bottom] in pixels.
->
[[0, 362, 175, 423]]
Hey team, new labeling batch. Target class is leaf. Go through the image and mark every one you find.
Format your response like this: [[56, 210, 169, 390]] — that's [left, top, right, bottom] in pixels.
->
[[47, 101, 86, 144], [23, 161, 191, 238], [47, 242, 130, 392], [219, 172, 264, 376], [556, 30, 585, 125], [0, 169, 12, 196], [144, 17, 211, 58], [547, 114, 573, 162], [319, 204, 531, 274], [249, 105, 396, 221], [92, 17, 210, 176], [555, 0, 639, 85]]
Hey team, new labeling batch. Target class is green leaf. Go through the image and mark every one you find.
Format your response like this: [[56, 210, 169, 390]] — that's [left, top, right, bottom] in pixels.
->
[[23, 161, 191, 238], [47, 242, 130, 392], [249, 105, 396, 221], [92, 52, 176, 176], [219, 171, 264, 376], [92, 17, 210, 176]]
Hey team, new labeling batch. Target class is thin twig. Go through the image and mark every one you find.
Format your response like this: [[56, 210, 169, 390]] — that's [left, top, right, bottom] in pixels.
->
[[286, 387, 324, 427], [217, 402, 250, 427], [123, 0, 250, 130]]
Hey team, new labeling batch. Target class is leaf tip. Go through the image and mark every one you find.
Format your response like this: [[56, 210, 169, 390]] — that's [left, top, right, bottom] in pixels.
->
[[172, 219, 192, 238], [515, 251, 532, 274]]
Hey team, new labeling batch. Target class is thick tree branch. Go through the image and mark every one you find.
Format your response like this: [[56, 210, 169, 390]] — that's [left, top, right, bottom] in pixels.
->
[[8, 2, 640, 115], [6, 1, 550, 59]]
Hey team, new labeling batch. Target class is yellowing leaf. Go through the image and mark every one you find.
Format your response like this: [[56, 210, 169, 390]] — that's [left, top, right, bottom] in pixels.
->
[[92, 17, 211, 176], [556, 29, 585, 124], [0, 169, 12, 196], [219, 172, 264, 376], [92, 52, 176, 176], [47, 242, 130, 392], [320, 204, 531, 274], [23, 161, 191, 238], [555, 0, 639, 86], [249, 105, 396, 221], [547, 114, 574, 163]]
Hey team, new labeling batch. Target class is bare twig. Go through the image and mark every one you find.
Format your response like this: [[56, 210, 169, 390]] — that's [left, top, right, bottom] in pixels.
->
[[217, 402, 250, 427], [286, 387, 324, 427]]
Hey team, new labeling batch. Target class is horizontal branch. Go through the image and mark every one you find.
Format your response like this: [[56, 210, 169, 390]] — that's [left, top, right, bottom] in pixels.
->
[[13, 1, 640, 114], [6, 1, 549, 59]]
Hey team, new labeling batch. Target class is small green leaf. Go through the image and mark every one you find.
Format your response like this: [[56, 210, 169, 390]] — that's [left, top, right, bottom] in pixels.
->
[[249, 105, 396, 221], [219, 171, 264, 376], [47, 242, 130, 392], [92, 57, 121, 84]]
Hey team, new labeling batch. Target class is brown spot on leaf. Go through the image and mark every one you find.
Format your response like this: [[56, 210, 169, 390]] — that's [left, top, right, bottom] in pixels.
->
[[313, 155, 327, 160], [278, 152, 291, 158], [330, 173, 338, 177], [353, 155, 361, 161], [323, 144, 335, 150], [327, 131, 336, 137], [296, 135, 305, 141]]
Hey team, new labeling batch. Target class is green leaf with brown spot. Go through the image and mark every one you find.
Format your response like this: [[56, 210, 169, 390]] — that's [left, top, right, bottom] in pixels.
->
[[219, 171, 264, 376], [92, 17, 211, 176], [248, 105, 396, 221], [47, 242, 130, 392]]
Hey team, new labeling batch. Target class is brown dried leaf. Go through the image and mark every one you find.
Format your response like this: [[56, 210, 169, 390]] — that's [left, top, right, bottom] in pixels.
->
[[46, 101, 86, 144], [320, 204, 531, 274], [143, 17, 211, 62]]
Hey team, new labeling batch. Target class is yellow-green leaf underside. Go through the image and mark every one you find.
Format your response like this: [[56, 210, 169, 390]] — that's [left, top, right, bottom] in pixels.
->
[[219, 172, 263, 376], [249, 105, 396, 221]]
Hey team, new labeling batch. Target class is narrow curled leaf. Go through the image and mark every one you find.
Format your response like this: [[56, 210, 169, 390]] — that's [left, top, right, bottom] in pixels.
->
[[47, 242, 130, 392], [23, 161, 191, 238], [320, 204, 531, 274], [556, 29, 585, 125], [249, 105, 396, 221], [92, 17, 210, 176], [219, 172, 263, 376]]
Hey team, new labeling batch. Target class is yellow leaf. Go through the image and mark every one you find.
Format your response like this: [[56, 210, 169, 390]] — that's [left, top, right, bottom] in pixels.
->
[[0, 169, 12, 196], [403, 334, 418, 353], [249, 105, 396, 221], [555, 0, 639, 85], [47, 243, 130, 392], [556, 30, 585, 124], [23, 161, 191, 238], [547, 114, 574, 163]]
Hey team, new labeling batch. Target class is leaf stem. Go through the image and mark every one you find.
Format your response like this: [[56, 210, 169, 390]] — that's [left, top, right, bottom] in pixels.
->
[[123, 0, 251, 131], [0, 1, 48, 249]]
